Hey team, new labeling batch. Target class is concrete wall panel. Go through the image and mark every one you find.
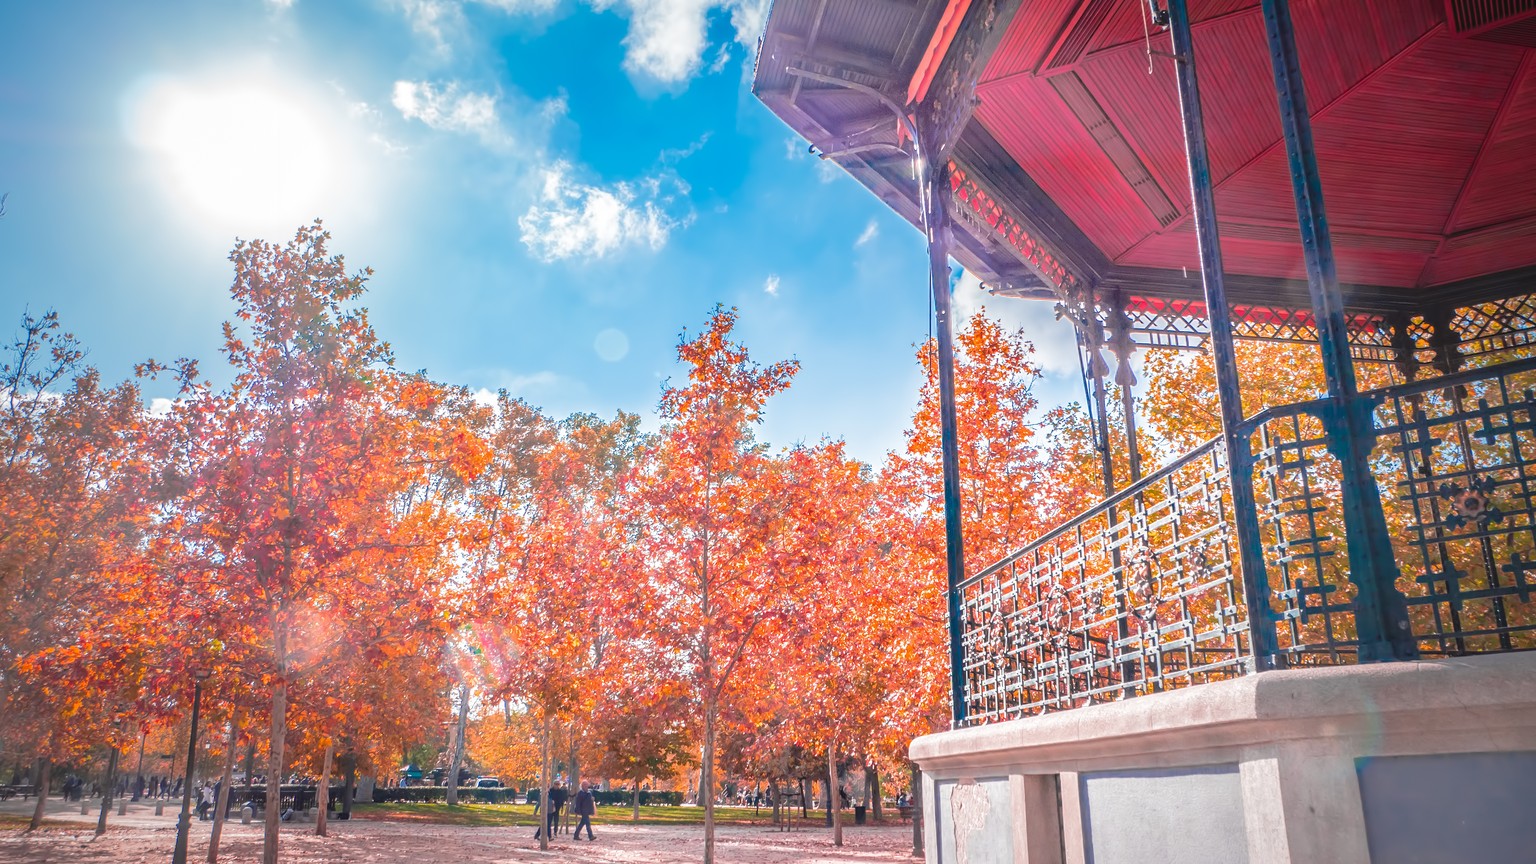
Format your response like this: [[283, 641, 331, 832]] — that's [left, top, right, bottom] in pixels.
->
[[1080, 765, 1248, 864]]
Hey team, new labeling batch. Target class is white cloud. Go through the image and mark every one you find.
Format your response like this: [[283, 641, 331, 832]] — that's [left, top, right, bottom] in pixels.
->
[[470, 370, 578, 404], [660, 132, 711, 163], [467, 0, 767, 86], [951, 270, 1080, 376], [477, 0, 561, 12], [392, 81, 501, 141], [763, 274, 780, 296], [855, 220, 878, 248], [395, 0, 463, 55], [707, 43, 732, 75], [601, 0, 718, 84], [266, 0, 295, 8], [518, 161, 691, 262], [148, 397, 178, 417]]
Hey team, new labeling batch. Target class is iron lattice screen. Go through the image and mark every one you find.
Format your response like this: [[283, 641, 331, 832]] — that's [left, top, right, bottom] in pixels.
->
[[959, 440, 1251, 723], [1244, 355, 1536, 658], [959, 356, 1536, 724]]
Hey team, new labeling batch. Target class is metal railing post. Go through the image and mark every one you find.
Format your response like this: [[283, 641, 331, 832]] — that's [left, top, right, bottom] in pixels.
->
[[1164, 0, 1278, 670], [1259, 0, 1417, 661]]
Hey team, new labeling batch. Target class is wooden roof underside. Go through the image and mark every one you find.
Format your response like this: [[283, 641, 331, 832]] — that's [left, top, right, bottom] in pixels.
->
[[753, 0, 1536, 317]]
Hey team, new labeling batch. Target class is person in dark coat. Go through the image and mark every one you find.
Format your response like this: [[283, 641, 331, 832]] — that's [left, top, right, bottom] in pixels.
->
[[534, 781, 567, 840], [572, 782, 596, 840]]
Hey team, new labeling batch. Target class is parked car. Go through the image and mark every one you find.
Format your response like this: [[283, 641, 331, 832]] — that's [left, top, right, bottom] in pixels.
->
[[474, 777, 503, 788]]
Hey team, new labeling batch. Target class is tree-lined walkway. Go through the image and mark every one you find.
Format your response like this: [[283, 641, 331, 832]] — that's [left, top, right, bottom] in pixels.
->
[[1, 798, 915, 863]]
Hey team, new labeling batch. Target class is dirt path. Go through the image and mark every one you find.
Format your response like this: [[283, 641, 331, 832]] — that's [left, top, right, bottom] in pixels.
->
[[0, 799, 919, 863]]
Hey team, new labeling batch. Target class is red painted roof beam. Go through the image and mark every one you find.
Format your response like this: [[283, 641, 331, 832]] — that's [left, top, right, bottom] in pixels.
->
[[908, 0, 974, 105]]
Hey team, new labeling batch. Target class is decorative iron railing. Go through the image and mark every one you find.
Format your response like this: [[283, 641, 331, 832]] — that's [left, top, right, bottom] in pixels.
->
[[958, 355, 1536, 724], [1248, 354, 1536, 660], [958, 439, 1250, 723]]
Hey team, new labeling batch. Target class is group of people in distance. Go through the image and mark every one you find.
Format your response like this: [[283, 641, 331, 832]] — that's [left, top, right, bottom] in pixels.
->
[[533, 780, 597, 842]]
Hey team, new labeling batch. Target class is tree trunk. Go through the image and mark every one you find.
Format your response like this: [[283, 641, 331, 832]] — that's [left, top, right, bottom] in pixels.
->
[[910, 762, 922, 858], [631, 779, 640, 821], [827, 743, 842, 846], [314, 743, 333, 837], [868, 760, 882, 823], [28, 757, 49, 831], [701, 699, 717, 864], [446, 682, 468, 807], [262, 680, 287, 864], [209, 719, 238, 863], [799, 777, 807, 818], [537, 713, 551, 851], [96, 745, 119, 836]]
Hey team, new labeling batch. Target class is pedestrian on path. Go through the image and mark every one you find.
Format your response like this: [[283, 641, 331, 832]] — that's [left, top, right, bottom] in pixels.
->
[[572, 782, 596, 841], [533, 781, 567, 840]]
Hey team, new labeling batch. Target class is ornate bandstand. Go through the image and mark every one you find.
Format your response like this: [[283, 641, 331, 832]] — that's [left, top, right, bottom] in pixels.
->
[[755, 1, 1536, 861]]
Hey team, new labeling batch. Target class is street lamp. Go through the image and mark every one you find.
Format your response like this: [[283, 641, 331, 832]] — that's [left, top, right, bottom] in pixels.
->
[[171, 671, 210, 864]]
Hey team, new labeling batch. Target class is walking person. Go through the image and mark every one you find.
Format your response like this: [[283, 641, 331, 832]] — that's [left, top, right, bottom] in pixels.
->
[[572, 782, 596, 841], [533, 781, 567, 840]]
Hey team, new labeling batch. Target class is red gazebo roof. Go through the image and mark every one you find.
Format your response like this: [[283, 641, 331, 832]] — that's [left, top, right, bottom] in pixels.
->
[[754, 0, 1536, 322]]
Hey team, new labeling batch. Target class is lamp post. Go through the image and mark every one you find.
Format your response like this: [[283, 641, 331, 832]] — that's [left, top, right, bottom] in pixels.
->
[[133, 730, 147, 801], [172, 672, 210, 864]]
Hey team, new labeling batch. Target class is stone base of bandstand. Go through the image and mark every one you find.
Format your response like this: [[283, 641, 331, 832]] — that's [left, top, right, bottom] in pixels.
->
[[909, 652, 1536, 864]]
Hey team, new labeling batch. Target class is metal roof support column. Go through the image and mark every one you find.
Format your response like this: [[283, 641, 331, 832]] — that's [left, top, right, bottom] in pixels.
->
[[1073, 290, 1137, 696], [914, 133, 971, 728], [1260, 0, 1417, 661], [1164, 0, 1279, 671]]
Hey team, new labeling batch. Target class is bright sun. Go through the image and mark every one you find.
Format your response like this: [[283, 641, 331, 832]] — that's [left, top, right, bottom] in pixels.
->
[[126, 76, 334, 227]]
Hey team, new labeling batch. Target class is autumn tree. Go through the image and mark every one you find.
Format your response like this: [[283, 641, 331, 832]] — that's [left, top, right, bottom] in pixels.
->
[[0, 311, 170, 829], [591, 676, 694, 819], [877, 312, 1071, 747], [163, 223, 480, 864], [627, 306, 799, 863], [772, 442, 895, 846], [469, 397, 642, 849]]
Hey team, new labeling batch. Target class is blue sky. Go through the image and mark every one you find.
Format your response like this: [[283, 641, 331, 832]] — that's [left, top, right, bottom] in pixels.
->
[[0, 0, 1080, 463]]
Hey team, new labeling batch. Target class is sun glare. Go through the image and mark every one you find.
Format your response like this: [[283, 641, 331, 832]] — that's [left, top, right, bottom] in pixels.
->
[[125, 76, 334, 228]]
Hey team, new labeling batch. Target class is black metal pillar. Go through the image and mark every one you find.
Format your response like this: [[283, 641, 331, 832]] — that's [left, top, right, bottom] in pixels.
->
[[1164, 0, 1278, 670], [914, 126, 970, 728], [1259, 0, 1416, 661]]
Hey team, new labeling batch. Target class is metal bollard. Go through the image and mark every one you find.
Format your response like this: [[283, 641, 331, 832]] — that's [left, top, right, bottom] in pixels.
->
[[241, 804, 253, 825], [155, 801, 165, 816], [80, 800, 90, 815], [118, 799, 128, 816]]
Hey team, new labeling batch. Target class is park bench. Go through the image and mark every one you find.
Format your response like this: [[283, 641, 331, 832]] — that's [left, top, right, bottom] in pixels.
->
[[0, 785, 36, 801]]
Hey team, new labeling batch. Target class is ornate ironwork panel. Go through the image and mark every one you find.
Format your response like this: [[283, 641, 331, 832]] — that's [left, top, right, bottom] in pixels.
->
[[1245, 406, 1361, 660], [1240, 355, 1536, 660], [948, 160, 1083, 293], [1449, 297, 1536, 362], [1119, 296, 1399, 361], [1375, 356, 1536, 654], [959, 440, 1251, 723]]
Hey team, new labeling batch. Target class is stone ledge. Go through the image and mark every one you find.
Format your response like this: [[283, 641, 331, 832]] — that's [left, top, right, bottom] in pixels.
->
[[911, 652, 1536, 773]]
